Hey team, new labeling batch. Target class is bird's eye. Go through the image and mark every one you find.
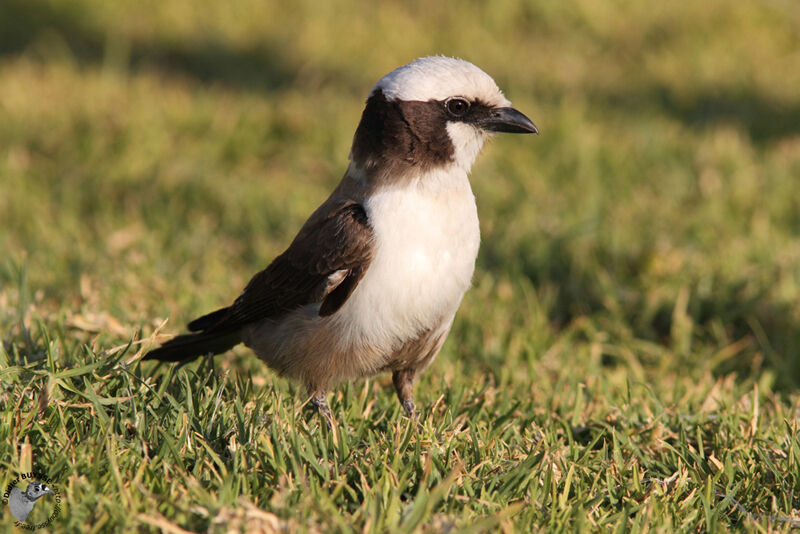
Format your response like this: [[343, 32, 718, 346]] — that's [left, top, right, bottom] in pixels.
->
[[446, 98, 470, 117]]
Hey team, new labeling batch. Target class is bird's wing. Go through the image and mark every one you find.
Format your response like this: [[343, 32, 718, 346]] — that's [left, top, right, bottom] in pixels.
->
[[190, 201, 374, 333]]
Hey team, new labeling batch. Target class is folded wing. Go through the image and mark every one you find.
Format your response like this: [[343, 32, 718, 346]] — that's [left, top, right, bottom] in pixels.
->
[[144, 201, 374, 362]]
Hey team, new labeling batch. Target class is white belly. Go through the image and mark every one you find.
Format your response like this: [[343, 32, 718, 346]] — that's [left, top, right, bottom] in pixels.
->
[[331, 169, 481, 352]]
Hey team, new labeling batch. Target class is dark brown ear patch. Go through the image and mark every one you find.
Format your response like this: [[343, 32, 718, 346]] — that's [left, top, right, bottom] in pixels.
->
[[351, 89, 455, 176]]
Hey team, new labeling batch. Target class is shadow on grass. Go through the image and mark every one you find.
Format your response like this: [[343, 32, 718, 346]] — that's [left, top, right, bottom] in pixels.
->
[[484, 239, 800, 391], [591, 84, 800, 144], [0, 0, 295, 92]]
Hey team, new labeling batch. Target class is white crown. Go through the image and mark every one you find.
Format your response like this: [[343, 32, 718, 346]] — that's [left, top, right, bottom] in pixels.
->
[[373, 56, 511, 108]]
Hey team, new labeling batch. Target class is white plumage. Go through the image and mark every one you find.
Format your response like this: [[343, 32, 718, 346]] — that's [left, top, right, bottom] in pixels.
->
[[334, 165, 481, 359], [375, 55, 511, 108]]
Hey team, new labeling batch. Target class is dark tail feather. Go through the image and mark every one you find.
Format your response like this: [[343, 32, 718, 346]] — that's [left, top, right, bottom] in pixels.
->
[[187, 307, 231, 332], [143, 330, 240, 362]]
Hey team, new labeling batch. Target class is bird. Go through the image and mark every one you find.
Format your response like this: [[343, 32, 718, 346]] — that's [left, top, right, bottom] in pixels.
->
[[144, 56, 538, 425], [8, 481, 54, 522]]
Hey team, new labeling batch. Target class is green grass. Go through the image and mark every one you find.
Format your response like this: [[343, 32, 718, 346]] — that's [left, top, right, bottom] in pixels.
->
[[2, 0, 800, 531]]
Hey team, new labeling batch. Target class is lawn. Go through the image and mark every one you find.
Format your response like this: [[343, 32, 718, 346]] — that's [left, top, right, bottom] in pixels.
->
[[1, 0, 800, 531]]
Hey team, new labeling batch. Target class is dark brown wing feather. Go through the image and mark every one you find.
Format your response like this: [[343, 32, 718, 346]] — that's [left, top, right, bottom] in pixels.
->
[[195, 201, 373, 333]]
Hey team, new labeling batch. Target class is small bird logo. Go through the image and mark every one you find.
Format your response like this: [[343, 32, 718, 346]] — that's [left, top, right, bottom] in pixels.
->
[[8, 481, 54, 522]]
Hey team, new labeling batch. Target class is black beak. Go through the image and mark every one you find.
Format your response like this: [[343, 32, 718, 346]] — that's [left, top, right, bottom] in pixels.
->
[[479, 107, 539, 134]]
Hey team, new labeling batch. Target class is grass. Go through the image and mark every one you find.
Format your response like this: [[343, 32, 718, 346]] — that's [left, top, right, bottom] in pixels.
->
[[1, 0, 800, 531]]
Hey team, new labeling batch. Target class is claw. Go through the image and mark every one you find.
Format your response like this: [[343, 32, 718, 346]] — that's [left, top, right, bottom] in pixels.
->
[[309, 390, 337, 438], [392, 369, 418, 421], [402, 398, 418, 420]]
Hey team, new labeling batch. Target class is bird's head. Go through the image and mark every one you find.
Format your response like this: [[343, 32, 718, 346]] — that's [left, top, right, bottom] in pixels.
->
[[25, 482, 54, 501], [350, 56, 537, 181]]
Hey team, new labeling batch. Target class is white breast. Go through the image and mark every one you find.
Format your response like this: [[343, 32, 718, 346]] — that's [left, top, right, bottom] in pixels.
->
[[331, 167, 481, 352]]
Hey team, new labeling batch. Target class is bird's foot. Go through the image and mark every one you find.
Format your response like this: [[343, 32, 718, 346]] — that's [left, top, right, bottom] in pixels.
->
[[309, 391, 337, 436], [393, 369, 420, 422], [402, 398, 418, 420]]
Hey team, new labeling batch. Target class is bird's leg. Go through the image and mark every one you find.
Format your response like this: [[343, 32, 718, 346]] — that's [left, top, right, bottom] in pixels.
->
[[309, 389, 335, 430], [392, 369, 418, 419]]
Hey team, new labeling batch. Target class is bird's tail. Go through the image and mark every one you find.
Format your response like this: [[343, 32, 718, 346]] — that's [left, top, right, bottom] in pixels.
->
[[143, 330, 240, 363], [186, 306, 231, 332]]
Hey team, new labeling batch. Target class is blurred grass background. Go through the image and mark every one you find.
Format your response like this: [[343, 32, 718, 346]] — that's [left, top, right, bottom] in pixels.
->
[[1, 0, 800, 531]]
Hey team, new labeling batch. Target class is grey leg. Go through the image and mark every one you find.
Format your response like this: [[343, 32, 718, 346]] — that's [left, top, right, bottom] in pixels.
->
[[392, 369, 418, 419], [309, 390, 335, 430]]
